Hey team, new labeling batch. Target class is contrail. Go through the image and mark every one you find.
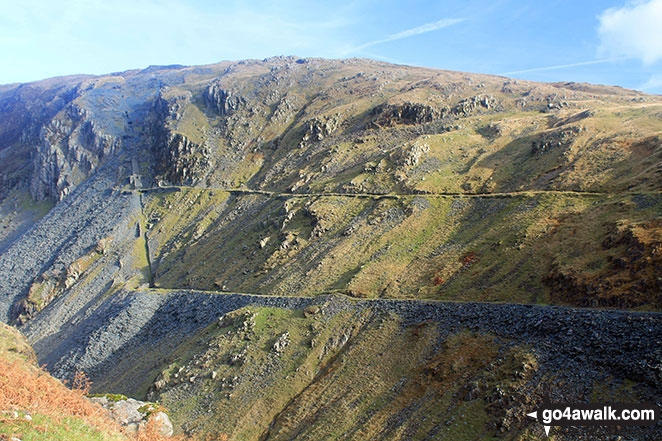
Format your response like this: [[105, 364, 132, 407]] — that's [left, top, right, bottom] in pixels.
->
[[499, 58, 624, 76], [344, 17, 465, 55]]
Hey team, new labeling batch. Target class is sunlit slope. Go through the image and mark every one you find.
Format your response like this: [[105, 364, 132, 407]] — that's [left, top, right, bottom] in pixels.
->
[[86, 299, 658, 441], [130, 58, 662, 310], [0, 323, 127, 441], [148, 60, 662, 196]]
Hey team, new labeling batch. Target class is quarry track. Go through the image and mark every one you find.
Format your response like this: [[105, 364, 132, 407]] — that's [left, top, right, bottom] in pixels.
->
[[135, 185, 661, 199], [142, 287, 662, 315]]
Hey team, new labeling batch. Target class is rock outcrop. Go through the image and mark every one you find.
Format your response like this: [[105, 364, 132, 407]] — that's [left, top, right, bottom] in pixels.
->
[[370, 95, 501, 128], [371, 102, 442, 126], [154, 132, 209, 185], [203, 82, 246, 116], [149, 94, 210, 185], [531, 126, 581, 156], [88, 394, 173, 436], [301, 115, 340, 142], [30, 103, 121, 200], [450, 94, 501, 116]]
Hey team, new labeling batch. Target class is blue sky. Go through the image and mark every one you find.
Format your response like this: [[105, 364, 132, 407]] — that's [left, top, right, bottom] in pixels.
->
[[1, 0, 661, 93]]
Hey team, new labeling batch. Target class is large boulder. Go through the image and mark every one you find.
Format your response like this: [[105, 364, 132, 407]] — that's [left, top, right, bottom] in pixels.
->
[[88, 394, 173, 437]]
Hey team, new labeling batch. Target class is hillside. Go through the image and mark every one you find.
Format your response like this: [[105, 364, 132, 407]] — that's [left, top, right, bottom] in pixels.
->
[[0, 57, 661, 440], [24, 290, 660, 441]]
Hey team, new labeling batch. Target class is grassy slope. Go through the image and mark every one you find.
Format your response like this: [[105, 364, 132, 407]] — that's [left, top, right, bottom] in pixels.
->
[[118, 59, 662, 310], [141, 189, 661, 309], [120, 304, 649, 441], [0, 323, 191, 441]]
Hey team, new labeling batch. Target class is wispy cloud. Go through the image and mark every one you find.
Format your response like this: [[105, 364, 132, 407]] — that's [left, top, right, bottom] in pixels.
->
[[344, 17, 465, 55], [639, 74, 662, 93], [598, 0, 662, 65], [499, 58, 624, 76]]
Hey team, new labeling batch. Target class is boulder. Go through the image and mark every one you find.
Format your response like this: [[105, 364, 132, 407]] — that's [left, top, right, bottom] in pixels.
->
[[273, 331, 291, 354], [88, 394, 173, 437]]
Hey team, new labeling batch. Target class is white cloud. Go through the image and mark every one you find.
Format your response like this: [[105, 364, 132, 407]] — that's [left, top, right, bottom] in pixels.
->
[[344, 18, 465, 55], [598, 0, 662, 64], [639, 74, 662, 93]]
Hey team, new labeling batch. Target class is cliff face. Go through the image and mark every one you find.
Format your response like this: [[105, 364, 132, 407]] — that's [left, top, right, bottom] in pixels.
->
[[31, 101, 122, 200], [148, 92, 210, 185], [1, 69, 181, 202], [0, 81, 78, 198], [0, 58, 661, 440]]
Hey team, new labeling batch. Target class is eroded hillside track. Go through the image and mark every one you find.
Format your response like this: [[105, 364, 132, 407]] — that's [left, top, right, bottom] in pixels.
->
[[136, 185, 649, 199]]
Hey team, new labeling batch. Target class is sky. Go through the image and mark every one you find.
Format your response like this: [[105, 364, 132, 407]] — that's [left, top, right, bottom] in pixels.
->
[[1, 0, 661, 94]]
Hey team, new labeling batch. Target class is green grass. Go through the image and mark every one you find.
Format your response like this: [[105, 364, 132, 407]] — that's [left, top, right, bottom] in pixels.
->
[[122, 303, 555, 441], [87, 393, 129, 402], [0, 412, 124, 441]]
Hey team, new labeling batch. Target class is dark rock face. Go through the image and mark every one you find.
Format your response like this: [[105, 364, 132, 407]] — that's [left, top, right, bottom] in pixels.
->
[[148, 94, 210, 185], [370, 95, 501, 127], [0, 83, 81, 197], [2, 75, 163, 201], [531, 126, 581, 156], [0, 81, 83, 150], [371, 102, 442, 126], [153, 132, 209, 185]]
